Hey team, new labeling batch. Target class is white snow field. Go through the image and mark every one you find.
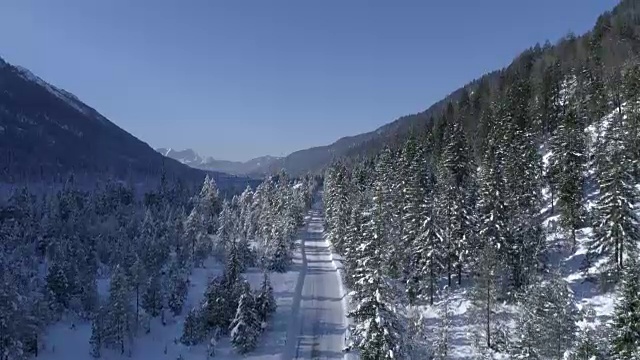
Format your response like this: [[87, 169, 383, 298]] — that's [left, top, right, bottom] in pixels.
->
[[37, 197, 347, 360]]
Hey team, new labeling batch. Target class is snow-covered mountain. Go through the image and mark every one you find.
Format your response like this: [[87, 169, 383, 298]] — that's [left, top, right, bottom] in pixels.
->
[[156, 147, 281, 177]]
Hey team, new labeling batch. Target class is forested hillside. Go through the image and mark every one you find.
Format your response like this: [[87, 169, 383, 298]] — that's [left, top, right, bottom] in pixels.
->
[[323, 1, 640, 358], [278, 0, 640, 176]]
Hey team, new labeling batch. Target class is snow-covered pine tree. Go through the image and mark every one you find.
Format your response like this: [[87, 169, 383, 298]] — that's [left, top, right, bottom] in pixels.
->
[[510, 273, 579, 359], [185, 176, 221, 266], [238, 186, 255, 241], [166, 260, 189, 316], [217, 199, 233, 258], [535, 58, 563, 137], [202, 273, 238, 334], [89, 307, 104, 358], [104, 265, 133, 354], [413, 173, 444, 306], [325, 162, 351, 255], [230, 281, 260, 354], [172, 208, 190, 265], [348, 183, 407, 360], [46, 262, 71, 311], [439, 115, 476, 287], [569, 323, 609, 360], [180, 307, 206, 346], [399, 135, 426, 297], [343, 192, 369, 290], [587, 95, 640, 282], [255, 272, 276, 324], [129, 256, 146, 329], [371, 147, 403, 279], [470, 136, 505, 351], [142, 273, 163, 318], [503, 125, 544, 291], [469, 240, 500, 353], [499, 72, 545, 291], [623, 61, 640, 178], [549, 86, 587, 248], [197, 175, 222, 235], [610, 255, 640, 359]]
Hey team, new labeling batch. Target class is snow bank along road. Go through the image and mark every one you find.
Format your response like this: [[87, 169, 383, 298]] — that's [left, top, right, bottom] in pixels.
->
[[283, 198, 347, 360]]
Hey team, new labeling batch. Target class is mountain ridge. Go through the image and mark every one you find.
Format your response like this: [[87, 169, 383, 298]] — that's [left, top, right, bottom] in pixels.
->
[[0, 56, 254, 193], [155, 147, 280, 177], [263, 0, 638, 177]]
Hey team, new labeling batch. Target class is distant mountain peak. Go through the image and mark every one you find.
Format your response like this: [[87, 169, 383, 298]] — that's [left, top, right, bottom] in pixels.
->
[[156, 147, 281, 176]]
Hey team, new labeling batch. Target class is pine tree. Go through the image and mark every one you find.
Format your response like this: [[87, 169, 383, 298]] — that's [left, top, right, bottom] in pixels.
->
[[180, 307, 206, 346], [104, 265, 133, 354], [587, 103, 640, 281], [570, 324, 608, 360], [400, 136, 427, 299], [623, 61, 640, 178], [217, 199, 233, 257], [348, 184, 407, 360], [255, 272, 276, 324], [503, 126, 544, 290], [413, 178, 444, 306], [536, 58, 563, 136], [203, 275, 237, 333], [510, 273, 579, 359], [439, 117, 476, 286], [46, 262, 70, 310], [142, 273, 163, 318], [130, 257, 146, 329], [469, 241, 500, 353], [89, 308, 104, 358], [343, 192, 369, 290], [610, 256, 640, 359], [549, 100, 587, 248], [166, 261, 188, 316], [230, 282, 260, 354]]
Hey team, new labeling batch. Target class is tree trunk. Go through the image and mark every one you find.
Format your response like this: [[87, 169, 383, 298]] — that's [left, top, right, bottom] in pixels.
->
[[447, 258, 452, 287], [430, 261, 434, 306], [135, 287, 139, 332], [486, 284, 491, 349], [615, 237, 620, 272]]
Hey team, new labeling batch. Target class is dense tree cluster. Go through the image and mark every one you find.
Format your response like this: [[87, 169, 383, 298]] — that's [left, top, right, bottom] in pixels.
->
[[179, 172, 316, 354], [324, 53, 640, 358], [0, 171, 315, 358]]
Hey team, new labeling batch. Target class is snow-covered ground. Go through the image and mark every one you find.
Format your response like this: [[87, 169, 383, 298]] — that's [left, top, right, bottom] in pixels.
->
[[37, 197, 346, 360]]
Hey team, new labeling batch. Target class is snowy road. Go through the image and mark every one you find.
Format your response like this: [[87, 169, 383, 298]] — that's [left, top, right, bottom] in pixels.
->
[[284, 199, 347, 360]]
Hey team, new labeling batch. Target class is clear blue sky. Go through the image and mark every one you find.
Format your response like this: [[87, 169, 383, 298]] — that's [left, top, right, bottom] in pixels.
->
[[0, 1, 615, 161]]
